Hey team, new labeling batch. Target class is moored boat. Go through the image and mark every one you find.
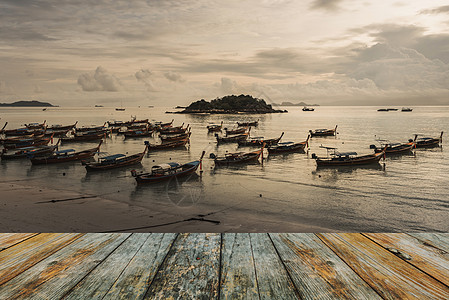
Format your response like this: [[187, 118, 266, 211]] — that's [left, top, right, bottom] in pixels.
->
[[30, 141, 102, 165], [84, 145, 148, 171], [309, 125, 338, 137], [401, 107, 413, 112], [3, 134, 54, 150], [225, 126, 248, 136], [212, 145, 264, 166], [238, 132, 284, 147], [158, 123, 188, 135], [267, 135, 310, 154], [1, 144, 58, 160], [414, 132, 443, 148], [131, 151, 205, 184], [215, 132, 249, 144], [144, 138, 190, 151], [237, 120, 258, 127], [302, 107, 314, 111], [370, 136, 416, 155], [24, 120, 46, 129], [207, 121, 223, 133], [60, 131, 106, 143], [312, 145, 386, 167]]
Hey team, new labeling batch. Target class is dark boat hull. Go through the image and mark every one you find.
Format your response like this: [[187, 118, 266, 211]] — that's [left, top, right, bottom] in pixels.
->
[[214, 149, 263, 166], [85, 153, 145, 171], [134, 161, 200, 184], [267, 143, 307, 154], [315, 152, 384, 167], [374, 143, 415, 154]]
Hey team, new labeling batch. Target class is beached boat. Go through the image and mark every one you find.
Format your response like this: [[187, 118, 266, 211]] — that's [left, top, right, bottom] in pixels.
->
[[237, 120, 258, 127], [207, 121, 223, 133], [144, 138, 190, 151], [3, 134, 54, 150], [302, 107, 314, 111], [312, 145, 386, 167], [370, 136, 416, 155], [414, 132, 443, 148], [212, 145, 264, 166], [131, 151, 205, 184], [30, 141, 102, 165], [1, 144, 58, 160], [309, 125, 338, 137], [267, 135, 310, 154], [225, 126, 248, 136], [84, 145, 147, 171], [215, 132, 249, 144], [238, 132, 284, 147]]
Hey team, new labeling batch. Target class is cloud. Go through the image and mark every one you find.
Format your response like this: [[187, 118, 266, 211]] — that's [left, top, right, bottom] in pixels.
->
[[420, 5, 449, 14], [77, 66, 122, 92], [0, 81, 13, 94], [164, 71, 185, 82], [135, 69, 156, 91], [310, 0, 344, 11]]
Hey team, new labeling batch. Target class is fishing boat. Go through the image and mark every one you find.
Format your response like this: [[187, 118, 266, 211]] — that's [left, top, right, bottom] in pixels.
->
[[309, 125, 338, 137], [1, 144, 58, 160], [24, 120, 46, 129], [212, 145, 264, 166], [312, 145, 386, 167], [370, 136, 416, 155], [75, 122, 107, 133], [131, 151, 205, 184], [377, 108, 389, 112], [30, 141, 102, 165], [3, 134, 54, 150], [123, 128, 154, 138], [160, 131, 191, 142], [158, 124, 189, 135], [302, 107, 314, 111], [144, 138, 190, 151], [238, 132, 284, 147], [237, 120, 258, 127], [2, 125, 46, 137], [84, 145, 148, 171], [414, 132, 443, 148], [207, 121, 223, 133], [401, 107, 413, 112], [47, 121, 78, 131], [267, 135, 310, 154], [215, 132, 249, 144], [154, 119, 174, 128], [225, 126, 248, 136], [60, 131, 105, 143], [1, 133, 45, 144]]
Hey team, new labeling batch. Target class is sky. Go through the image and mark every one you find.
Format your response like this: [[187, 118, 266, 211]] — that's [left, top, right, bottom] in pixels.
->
[[1, 0, 449, 106]]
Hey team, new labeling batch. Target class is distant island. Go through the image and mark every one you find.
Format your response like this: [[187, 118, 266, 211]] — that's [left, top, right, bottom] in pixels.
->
[[170, 94, 287, 114], [0, 100, 56, 107], [272, 101, 320, 107]]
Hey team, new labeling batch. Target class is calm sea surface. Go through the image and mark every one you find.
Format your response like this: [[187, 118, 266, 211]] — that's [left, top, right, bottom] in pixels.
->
[[1, 106, 448, 232]]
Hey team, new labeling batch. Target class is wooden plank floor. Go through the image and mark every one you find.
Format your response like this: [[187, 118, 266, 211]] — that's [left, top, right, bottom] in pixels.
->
[[0, 233, 448, 299]]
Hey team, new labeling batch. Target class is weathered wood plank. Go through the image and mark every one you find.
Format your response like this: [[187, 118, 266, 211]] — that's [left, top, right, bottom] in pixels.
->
[[318, 233, 449, 299], [409, 233, 449, 253], [102, 233, 177, 299], [270, 233, 381, 299], [364, 233, 449, 287], [251, 233, 299, 299], [144, 233, 221, 299], [220, 233, 258, 299], [0, 233, 39, 251], [0, 233, 83, 287], [0, 233, 130, 299], [63, 233, 151, 299]]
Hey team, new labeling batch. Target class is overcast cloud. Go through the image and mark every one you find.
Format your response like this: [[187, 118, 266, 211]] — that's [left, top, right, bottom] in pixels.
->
[[1, 0, 449, 106]]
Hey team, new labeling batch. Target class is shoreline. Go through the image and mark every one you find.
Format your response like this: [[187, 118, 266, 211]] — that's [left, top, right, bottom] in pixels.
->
[[0, 181, 332, 233]]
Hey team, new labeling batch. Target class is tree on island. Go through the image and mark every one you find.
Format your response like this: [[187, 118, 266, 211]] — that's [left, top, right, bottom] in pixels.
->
[[181, 94, 286, 114]]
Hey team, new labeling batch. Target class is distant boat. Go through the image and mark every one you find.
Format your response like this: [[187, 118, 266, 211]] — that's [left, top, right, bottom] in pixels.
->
[[401, 107, 413, 112], [377, 108, 398, 111], [95, 105, 103, 108], [115, 108, 125, 111], [148, 105, 154, 108], [302, 107, 314, 111], [309, 125, 338, 137]]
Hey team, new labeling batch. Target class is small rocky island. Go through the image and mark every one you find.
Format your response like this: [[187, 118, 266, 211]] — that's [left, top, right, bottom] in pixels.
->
[[172, 95, 287, 114], [0, 100, 56, 107]]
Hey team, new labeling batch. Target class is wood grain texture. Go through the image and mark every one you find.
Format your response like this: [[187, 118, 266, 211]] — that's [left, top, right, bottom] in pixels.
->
[[409, 233, 449, 252], [0, 233, 83, 287], [63, 233, 151, 299], [0, 233, 130, 299], [270, 233, 382, 300], [103, 233, 177, 300], [252, 233, 299, 299], [144, 233, 221, 299], [220, 233, 258, 299], [364, 233, 449, 287], [318, 233, 449, 299], [0, 233, 38, 251]]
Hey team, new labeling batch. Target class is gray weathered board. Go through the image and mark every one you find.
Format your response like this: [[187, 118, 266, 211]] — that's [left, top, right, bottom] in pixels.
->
[[0, 233, 447, 299]]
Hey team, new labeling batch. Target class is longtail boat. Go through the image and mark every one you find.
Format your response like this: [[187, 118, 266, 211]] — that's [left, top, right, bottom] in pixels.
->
[[238, 132, 284, 147], [207, 121, 223, 133], [312, 145, 386, 167], [212, 145, 264, 166], [24, 120, 46, 129], [123, 126, 154, 138], [158, 123, 188, 135], [60, 131, 105, 143], [144, 138, 190, 150], [75, 122, 107, 132], [44, 128, 72, 138], [154, 119, 174, 128], [268, 135, 310, 154], [2, 125, 46, 137], [1, 133, 45, 144], [160, 131, 191, 142], [309, 125, 338, 137], [215, 132, 249, 144], [30, 141, 102, 165], [131, 151, 205, 184], [47, 121, 78, 131], [370, 136, 416, 155], [414, 132, 443, 148], [225, 126, 247, 136], [84, 145, 148, 171], [1, 144, 58, 160], [237, 120, 258, 127], [3, 134, 54, 150], [302, 107, 314, 111]]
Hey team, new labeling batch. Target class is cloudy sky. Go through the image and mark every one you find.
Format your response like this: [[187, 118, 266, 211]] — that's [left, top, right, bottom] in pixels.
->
[[1, 0, 449, 106]]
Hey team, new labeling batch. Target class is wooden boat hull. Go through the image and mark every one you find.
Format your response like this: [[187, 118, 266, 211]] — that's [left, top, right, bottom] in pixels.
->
[[415, 139, 441, 148], [146, 139, 189, 150], [374, 143, 415, 154], [214, 149, 263, 166], [30, 142, 101, 165], [310, 126, 338, 137], [1, 145, 57, 160], [267, 142, 307, 154], [3, 137, 53, 149], [225, 127, 247, 135], [85, 153, 145, 171], [216, 133, 248, 144], [315, 151, 384, 167], [134, 161, 200, 184]]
